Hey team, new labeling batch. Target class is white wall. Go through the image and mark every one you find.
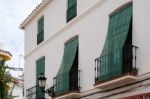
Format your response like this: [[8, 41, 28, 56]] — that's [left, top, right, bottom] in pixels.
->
[[24, 0, 101, 55], [133, 0, 150, 75], [24, 0, 150, 98], [12, 85, 23, 99]]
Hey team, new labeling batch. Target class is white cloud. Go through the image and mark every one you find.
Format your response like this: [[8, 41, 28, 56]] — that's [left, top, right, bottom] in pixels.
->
[[0, 0, 42, 77]]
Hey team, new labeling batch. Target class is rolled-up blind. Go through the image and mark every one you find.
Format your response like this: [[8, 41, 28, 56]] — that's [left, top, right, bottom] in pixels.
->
[[99, 4, 132, 81], [55, 36, 78, 95]]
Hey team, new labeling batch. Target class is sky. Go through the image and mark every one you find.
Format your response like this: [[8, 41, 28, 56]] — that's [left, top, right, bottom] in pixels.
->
[[0, 0, 42, 77]]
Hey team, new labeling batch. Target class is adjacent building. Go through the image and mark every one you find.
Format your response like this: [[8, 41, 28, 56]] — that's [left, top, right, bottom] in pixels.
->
[[9, 76, 23, 99], [20, 0, 150, 99]]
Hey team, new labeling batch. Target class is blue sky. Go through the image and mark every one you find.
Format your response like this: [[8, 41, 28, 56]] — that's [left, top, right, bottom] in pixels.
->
[[0, 0, 42, 77]]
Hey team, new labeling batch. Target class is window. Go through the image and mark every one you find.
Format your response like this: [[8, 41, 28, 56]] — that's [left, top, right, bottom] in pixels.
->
[[36, 57, 45, 99], [37, 16, 44, 45], [67, 0, 77, 22], [97, 4, 133, 81], [54, 36, 79, 96]]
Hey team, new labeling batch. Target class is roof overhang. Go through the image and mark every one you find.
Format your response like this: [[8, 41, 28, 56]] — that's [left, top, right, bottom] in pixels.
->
[[0, 49, 12, 61], [20, 0, 52, 29]]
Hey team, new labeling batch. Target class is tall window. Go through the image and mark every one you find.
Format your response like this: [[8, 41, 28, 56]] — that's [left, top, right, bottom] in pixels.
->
[[67, 0, 77, 22], [37, 16, 44, 45], [36, 57, 45, 99], [98, 4, 133, 81], [54, 36, 79, 96]]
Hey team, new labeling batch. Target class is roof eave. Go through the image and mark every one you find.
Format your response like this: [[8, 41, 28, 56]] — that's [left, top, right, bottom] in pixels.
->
[[20, 0, 52, 29]]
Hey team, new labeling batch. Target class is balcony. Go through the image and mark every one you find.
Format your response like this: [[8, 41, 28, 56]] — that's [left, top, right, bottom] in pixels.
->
[[26, 85, 45, 99], [94, 45, 138, 89], [26, 86, 36, 99], [52, 70, 81, 99]]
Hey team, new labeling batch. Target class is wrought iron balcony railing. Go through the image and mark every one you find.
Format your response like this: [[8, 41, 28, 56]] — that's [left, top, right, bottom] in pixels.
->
[[26, 86, 36, 99], [53, 70, 81, 97], [95, 44, 138, 83], [26, 85, 45, 99]]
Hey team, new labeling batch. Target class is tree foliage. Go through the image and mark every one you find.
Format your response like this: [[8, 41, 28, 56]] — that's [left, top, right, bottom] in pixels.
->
[[0, 60, 12, 99]]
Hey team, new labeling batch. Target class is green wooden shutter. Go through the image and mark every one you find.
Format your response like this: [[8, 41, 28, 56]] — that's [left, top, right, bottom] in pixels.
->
[[37, 16, 44, 45], [38, 17, 44, 34], [99, 4, 132, 81], [67, 0, 77, 22], [55, 36, 78, 95], [36, 57, 45, 99], [68, 0, 76, 8]]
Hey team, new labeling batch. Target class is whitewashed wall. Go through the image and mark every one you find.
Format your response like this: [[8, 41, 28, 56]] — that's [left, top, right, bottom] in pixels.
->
[[133, 0, 150, 75], [24, 0, 150, 98]]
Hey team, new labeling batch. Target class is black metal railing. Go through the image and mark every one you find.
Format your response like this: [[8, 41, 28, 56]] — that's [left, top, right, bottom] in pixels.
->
[[122, 44, 138, 75], [53, 70, 81, 97], [67, 3, 77, 22], [26, 85, 45, 99], [95, 44, 138, 83], [26, 86, 36, 99]]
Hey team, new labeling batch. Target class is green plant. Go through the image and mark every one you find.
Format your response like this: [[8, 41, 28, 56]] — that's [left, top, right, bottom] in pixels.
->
[[0, 60, 12, 99]]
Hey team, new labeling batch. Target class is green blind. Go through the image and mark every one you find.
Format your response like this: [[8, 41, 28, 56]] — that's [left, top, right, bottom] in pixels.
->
[[67, 0, 77, 22], [38, 16, 44, 34], [99, 4, 132, 81], [68, 0, 76, 8], [55, 36, 78, 95], [37, 16, 44, 45], [36, 57, 45, 99]]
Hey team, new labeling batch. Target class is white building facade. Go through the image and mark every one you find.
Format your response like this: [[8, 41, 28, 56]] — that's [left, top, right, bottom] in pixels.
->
[[20, 0, 150, 99], [10, 77, 23, 99]]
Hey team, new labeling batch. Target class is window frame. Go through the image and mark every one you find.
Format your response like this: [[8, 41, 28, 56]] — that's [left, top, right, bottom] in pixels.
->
[[66, 0, 77, 22], [37, 16, 44, 45]]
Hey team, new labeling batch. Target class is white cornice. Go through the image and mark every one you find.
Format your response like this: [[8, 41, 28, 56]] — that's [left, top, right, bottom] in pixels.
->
[[20, 0, 52, 29]]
